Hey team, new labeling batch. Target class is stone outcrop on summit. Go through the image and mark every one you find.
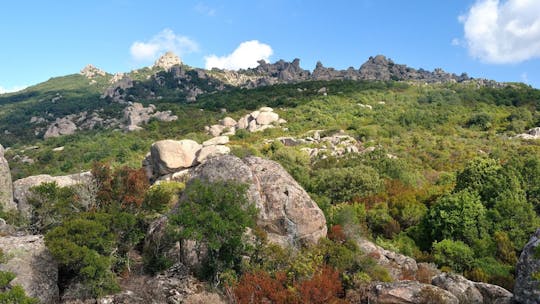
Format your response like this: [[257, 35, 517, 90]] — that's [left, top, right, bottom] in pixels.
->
[[153, 51, 182, 70]]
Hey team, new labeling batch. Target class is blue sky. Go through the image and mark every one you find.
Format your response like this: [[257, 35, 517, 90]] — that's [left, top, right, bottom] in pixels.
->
[[1, 0, 540, 92]]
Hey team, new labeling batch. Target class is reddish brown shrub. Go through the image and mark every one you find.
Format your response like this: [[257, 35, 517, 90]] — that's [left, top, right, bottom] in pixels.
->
[[328, 225, 347, 244], [296, 266, 345, 304]]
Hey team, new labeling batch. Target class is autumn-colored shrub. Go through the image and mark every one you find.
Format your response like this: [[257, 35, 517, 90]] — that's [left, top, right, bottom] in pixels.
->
[[328, 225, 347, 243], [234, 266, 346, 304]]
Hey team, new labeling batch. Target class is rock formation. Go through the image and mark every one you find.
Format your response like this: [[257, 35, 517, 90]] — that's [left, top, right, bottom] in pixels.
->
[[80, 64, 106, 78], [205, 106, 286, 137], [12, 172, 93, 217], [516, 127, 540, 140], [190, 155, 327, 247], [0, 144, 16, 211], [0, 235, 59, 303], [367, 281, 459, 304], [102, 75, 134, 102], [153, 51, 182, 70], [432, 273, 512, 304], [123, 102, 178, 132], [144, 136, 231, 180], [44, 117, 77, 139], [514, 228, 540, 304]]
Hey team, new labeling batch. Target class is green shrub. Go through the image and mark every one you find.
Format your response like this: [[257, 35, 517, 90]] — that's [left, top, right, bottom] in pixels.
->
[[311, 165, 383, 203], [143, 181, 184, 213], [167, 179, 257, 281], [433, 239, 474, 273]]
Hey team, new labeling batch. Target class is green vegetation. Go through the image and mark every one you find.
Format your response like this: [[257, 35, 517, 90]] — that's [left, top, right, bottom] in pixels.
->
[[3, 73, 540, 299]]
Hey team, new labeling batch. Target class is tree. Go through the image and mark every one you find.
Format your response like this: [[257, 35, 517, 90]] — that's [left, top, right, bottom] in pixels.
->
[[168, 179, 257, 280], [433, 239, 474, 273], [422, 190, 488, 245], [311, 165, 383, 203]]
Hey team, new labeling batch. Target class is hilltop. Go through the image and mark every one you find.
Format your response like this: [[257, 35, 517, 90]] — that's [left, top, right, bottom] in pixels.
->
[[0, 52, 540, 303]]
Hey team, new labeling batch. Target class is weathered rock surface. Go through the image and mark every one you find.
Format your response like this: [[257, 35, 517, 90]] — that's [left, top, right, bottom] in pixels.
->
[[195, 145, 230, 164], [514, 228, 540, 304], [205, 107, 285, 137], [153, 51, 182, 70], [0, 235, 59, 303], [516, 127, 540, 140], [367, 281, 459, 304], [44, 117, 77, 139], [13, 172, 93, 216], [0, 145, 16, 211], [356, 238, 422, 281], [202, 135, 229, 146], [432, 273, 512, 304], [190, 155, 327, 247], [123, 102, 178, 132], [80, 64, 106, 78], [150, 140, 202, 175], [96, 263, 224, 304]]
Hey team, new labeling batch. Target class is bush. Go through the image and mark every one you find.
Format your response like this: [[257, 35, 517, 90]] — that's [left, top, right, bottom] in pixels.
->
[[433, 239, 474, 273], [311, 165, 383, 203], [28, 182, 79, 233], [422, 190, 488, 246], [168, 179, 257, 281], [45, 218, 119, 298], [143, 181, 184, 213]]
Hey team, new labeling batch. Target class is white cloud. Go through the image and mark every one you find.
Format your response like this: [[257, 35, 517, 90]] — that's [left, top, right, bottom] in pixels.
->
[[0, 85, 26, 94], [204, 40, 273, 70], [130, 28, 199, 61], [460, 0, 540, 64], [194, 3, 216, 16]]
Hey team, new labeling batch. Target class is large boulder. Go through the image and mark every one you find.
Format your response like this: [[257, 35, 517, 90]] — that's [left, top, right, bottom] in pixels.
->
[[195, 145, 230, 164], [356, 238, 422, 281], [0, 235, 59, 303], [514, 228, 540, 304], [44, 117, 77, 139], [190, 155, 327, 247], [367, 281, 459, 304], [256, 111, 279, 125], [13, 172, 93, 217], [150, 140, 202, 175], [432, 273, 512, 304], [0, 145, 16, 211]]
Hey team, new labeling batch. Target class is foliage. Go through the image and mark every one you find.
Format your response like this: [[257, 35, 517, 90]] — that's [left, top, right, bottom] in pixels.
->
[[233, 266, 346, 304], [433, 239, 475, 273], [28, 182, 79, 233], [310, 165, 383, 203], [422, 190, 488, 246], [167, 179, 257, 280], [142, 181, 184, 213]]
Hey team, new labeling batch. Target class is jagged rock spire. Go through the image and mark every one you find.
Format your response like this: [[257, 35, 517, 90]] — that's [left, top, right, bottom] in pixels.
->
[[153, 51, 182, 70]]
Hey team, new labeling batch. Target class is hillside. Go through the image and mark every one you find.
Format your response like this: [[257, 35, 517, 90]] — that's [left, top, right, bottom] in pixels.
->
[[1, 54, 540, 303]]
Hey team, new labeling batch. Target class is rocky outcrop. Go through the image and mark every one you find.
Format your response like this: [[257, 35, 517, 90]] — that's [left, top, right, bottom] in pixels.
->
[[97, 263, 224, 304], [0, 145, 16, 211], [153, 51, 182, 70], [367, 281, 459, 304], [190, 155, 327, 247], [145, 137, 231, 180], [514, 228, 540, 304], [149, 140, 202, 175], [358, 55, 469, 83], [102, 75, 134, 102], [13, 172, 93, 216], [516, 127, 540, 140], [80, 64, 106, 78], [0, 235, 59, 303], [205, 107, 286, 137], [432, 273, 512, 304], [123, 102, 178, 132], [356, 238, 423, 281], [44, 117, 77, 139]]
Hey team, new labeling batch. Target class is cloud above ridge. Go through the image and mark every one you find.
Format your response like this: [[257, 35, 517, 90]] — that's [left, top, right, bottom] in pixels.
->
[[459, 0, 540, 64], [205, 40, 273, 70], [130, 28, 199, 61]]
